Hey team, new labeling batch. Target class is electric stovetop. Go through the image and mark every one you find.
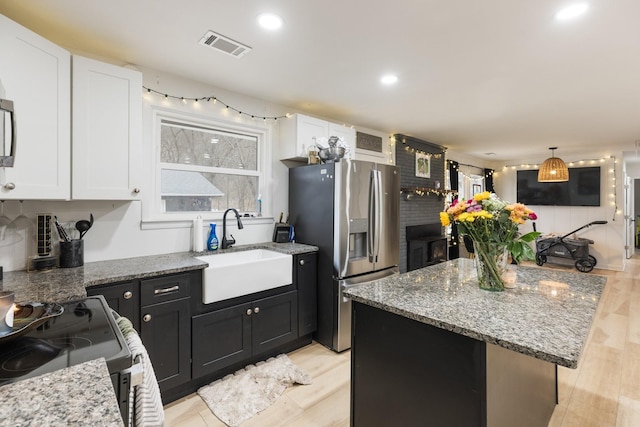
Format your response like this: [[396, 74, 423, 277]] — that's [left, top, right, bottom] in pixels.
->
[[0, 296, 132, 385]]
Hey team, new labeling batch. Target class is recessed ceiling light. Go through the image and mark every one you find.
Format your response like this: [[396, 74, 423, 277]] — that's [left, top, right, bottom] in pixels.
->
[[257, 13, 283, 30], [380, 74, 398, 85], [555, 3, 589, 20]]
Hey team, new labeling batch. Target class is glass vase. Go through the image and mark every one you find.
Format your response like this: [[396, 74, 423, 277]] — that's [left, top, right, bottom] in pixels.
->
[[472, 241, 509, 291]]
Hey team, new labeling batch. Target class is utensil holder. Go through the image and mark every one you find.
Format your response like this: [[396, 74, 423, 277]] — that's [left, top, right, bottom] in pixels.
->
[[60, 239, 84, 268]]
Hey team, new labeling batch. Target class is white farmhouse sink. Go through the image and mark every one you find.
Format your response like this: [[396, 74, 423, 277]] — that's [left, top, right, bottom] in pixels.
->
[[197, 249, 293, 304]]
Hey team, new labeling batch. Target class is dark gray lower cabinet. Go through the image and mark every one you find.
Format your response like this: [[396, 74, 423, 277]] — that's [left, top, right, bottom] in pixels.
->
[[295, 252, 317, 337], [140, 297, 191, 391], [87, 280, 140, 332], [192, 302, 252, 378], [192, 291, 298, 378], [252, 291, 299, 353]]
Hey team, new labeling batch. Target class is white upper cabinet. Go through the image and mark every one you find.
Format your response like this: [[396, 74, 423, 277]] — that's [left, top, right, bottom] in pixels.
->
[[0, 14, 71, 200], [72, 56, 142, 200], [279, 113, 356, 161]]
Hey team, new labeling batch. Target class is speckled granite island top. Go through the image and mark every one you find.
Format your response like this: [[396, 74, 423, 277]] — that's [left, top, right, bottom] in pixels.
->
[[0, 358, 124, 427], [344, 258, 606, 368], [0, 242, 317, 304]]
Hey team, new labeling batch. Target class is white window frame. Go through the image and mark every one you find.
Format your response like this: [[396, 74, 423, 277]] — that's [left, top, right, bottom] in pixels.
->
[[142, 107, 272, 228]]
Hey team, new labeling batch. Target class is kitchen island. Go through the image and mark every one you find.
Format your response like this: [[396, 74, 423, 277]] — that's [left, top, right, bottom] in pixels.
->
[[344, 259, 606, 427]]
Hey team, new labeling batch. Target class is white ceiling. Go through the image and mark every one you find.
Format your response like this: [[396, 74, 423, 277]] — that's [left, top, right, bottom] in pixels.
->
[[1, 0, 639, 162]]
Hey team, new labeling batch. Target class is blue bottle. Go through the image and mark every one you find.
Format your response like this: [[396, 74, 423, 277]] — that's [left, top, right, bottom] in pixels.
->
[[207, 223, 219, 251]]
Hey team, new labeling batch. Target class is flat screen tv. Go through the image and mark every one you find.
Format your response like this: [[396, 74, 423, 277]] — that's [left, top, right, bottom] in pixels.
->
[[516, 167, 600, 206]]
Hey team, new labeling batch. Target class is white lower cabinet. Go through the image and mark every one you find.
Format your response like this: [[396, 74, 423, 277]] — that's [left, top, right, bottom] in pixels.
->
[[72, 56, 142, 200], [0, 14, 71, 200]]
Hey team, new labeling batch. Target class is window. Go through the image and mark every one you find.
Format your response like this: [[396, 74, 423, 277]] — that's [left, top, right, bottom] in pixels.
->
[[457, 166, 484, 201], [157, 117, 263, 216]]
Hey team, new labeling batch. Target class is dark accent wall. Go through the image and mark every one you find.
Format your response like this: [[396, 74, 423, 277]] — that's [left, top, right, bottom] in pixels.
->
[[395, 134, 446, 273]]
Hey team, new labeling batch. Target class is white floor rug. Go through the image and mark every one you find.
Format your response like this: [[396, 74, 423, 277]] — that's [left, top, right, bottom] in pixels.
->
[[197, 354, 312, 426]]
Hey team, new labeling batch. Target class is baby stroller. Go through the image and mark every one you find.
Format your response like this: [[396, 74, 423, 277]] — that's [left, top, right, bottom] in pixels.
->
[[535, 220, 607, 273]]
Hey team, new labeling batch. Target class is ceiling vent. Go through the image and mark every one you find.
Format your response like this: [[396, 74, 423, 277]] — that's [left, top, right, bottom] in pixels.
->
[[198, 31, 251, 58]]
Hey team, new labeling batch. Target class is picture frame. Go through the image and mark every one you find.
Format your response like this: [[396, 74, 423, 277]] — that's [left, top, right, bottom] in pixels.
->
[[415, 153, 430, 178], [472, 184, 482, 195]]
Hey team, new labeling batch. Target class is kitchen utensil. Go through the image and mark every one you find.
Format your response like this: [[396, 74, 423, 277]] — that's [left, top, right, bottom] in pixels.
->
[[318, 146, 345, 163], [75, 213, 93, 239], [54, 216, 70, 242], [328, 136, 339, 148]]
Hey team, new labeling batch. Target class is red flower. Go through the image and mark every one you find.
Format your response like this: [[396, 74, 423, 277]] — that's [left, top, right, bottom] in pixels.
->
[[529, 213, 538, 220]]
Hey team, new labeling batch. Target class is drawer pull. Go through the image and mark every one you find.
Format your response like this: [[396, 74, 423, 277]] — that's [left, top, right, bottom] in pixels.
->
[[299, 259, 305, 266], [254, 307, 260, 314], [246, 309, 252, 316], [154, 285, 179, 295], [123, 291, 133, 300], [143, 314, 152, 322]]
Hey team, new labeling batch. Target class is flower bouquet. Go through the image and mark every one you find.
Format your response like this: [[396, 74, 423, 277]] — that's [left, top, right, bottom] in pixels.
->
[[440, 192, 540, 291]]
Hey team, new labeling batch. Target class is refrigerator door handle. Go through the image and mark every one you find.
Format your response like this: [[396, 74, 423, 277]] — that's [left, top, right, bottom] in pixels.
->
[[367, 170, 376, 262], [374, 170, 382, 262]]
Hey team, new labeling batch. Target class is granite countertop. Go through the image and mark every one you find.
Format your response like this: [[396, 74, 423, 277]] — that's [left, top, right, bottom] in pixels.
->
[[0, 242, 318, 304], [0, 358, 124, 427], [344, 258, 606, 368]]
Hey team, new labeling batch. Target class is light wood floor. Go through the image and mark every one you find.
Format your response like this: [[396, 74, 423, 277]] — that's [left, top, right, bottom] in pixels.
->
[[164, 259, 640, 427]]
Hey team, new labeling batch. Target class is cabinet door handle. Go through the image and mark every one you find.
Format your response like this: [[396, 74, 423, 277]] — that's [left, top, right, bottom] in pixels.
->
[[299, 259, 305, 266], [154, 285, 179, 295], [254, 307, 260, 314], [132, 188, 141, 194], [143, 314, 152, 322], [123, 291, 133, 300], [4, 182, 15, 190], [246, 308, 253, 316]]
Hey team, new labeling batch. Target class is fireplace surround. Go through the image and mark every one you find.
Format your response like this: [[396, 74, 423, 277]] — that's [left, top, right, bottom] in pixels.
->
[[406, 224, 448, 272]]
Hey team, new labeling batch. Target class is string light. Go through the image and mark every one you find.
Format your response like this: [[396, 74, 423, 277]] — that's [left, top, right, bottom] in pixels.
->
[[446, 160, 494, 182], [501, 156, 618, 221], [143, 86, 290, 121], [397, 136, 445, 158], [401, 187, 458, 199]]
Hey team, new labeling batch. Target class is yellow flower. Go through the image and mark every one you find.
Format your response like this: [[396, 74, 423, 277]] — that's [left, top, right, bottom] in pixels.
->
[[476, 211, 493, 219], [458, 212, 475, 222], [439, 212, 451, 226], [473, 191, 491, 202]]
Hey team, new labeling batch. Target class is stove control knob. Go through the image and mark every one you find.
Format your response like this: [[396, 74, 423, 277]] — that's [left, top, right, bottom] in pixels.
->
[[143, 314, 152, 322], [123, 291, 133, 300]]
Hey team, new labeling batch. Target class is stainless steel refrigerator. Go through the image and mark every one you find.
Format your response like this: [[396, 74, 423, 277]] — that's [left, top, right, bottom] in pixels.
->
[[289, 159, 400, 351]]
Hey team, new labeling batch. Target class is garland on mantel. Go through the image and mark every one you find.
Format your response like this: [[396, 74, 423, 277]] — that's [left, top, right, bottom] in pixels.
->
[[401, 187, 458, 199], [143, 86, 291, 121]]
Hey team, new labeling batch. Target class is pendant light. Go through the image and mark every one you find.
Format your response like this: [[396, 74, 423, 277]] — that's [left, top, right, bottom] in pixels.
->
[[538, 147, 569, 182]]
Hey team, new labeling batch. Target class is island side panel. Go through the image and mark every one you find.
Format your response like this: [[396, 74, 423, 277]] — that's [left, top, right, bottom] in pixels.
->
[[486, 343, 557, 427], [351, 301, 487, 427]]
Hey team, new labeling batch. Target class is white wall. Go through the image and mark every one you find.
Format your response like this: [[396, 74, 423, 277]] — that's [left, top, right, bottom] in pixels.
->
[[493, 151, 624, 271], [1, 65, 395, 271]]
